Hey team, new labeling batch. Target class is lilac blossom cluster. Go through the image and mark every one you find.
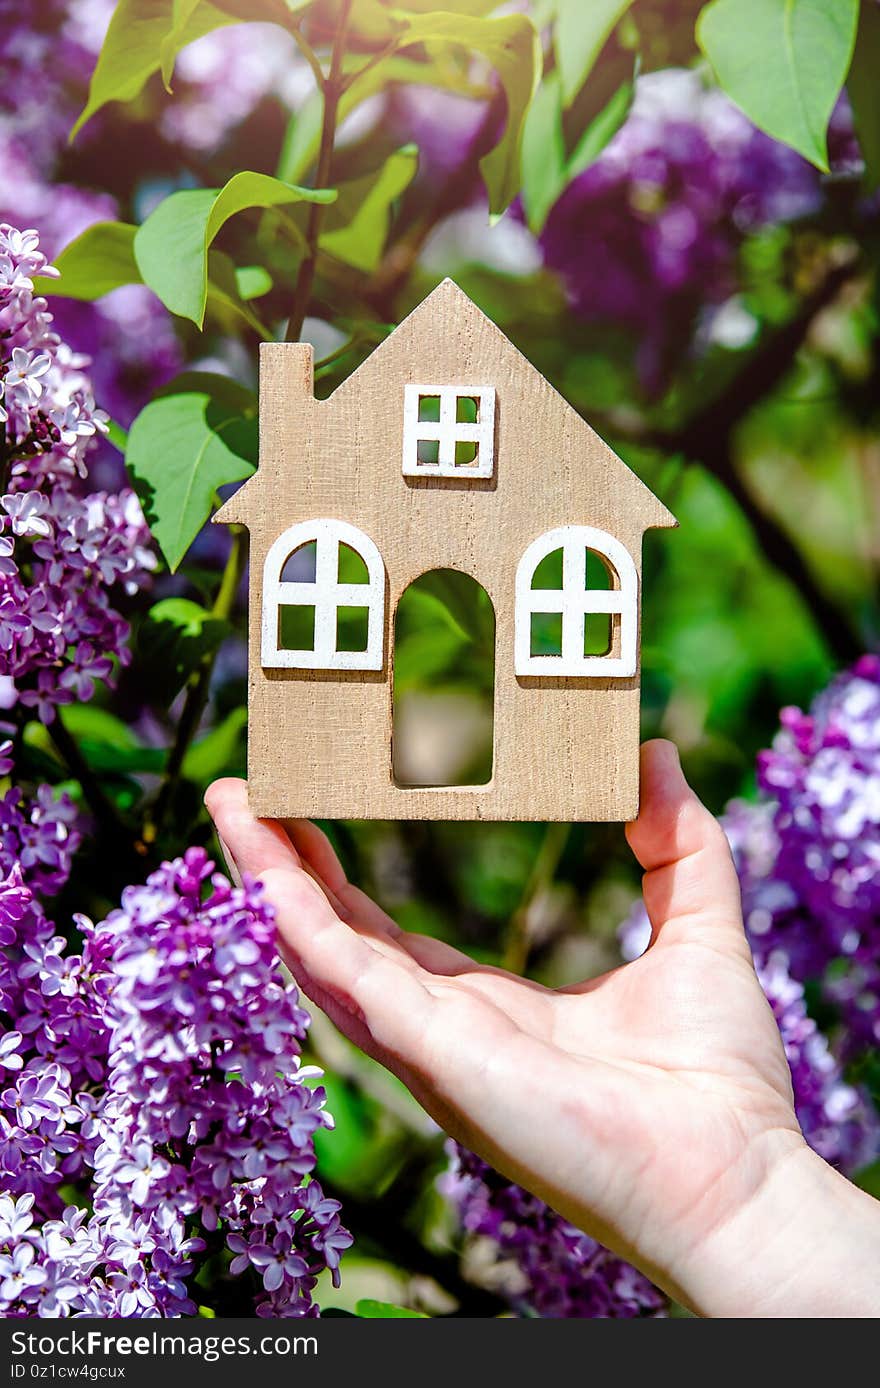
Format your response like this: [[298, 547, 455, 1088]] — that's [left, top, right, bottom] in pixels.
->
[[0, 225, 155, 723], [754, 654, 880, 1055], [539, 69, 827, 390], [0, 836, 350, 1317], [441, 1145, 667, 1319], [447, 660, 880, 1317], [618, 660, 880, 1172]]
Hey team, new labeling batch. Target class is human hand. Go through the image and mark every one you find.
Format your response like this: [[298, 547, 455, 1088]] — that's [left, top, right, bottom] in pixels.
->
[[205, 741, 880, 1317]]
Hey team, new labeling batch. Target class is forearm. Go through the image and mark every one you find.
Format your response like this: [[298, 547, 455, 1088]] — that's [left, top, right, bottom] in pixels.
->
[[680, 1140, 880, 1318]]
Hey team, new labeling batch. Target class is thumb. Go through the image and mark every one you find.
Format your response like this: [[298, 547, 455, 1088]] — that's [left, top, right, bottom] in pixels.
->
[[626, 740, 749, 955]]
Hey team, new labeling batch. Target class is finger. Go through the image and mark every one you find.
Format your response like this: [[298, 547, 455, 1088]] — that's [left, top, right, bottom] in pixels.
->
[[205, 779, 359, 930], [284, 819, 348, 895], [259, 864, 437, 1052], [205, 778, 304, 877], [284, 821, 403, 941], [625, 740, 747, 952]]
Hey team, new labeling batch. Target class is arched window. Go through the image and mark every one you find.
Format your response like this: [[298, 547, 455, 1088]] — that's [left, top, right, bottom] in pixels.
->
[[514, 525, 637, 677], [261, 519, 385, 670]]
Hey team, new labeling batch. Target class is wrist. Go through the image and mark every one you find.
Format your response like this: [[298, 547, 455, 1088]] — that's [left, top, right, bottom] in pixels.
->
[[676, 1135, 880, 1318]]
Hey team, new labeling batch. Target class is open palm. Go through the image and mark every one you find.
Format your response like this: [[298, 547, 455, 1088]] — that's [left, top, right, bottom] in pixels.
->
[[206, 741, 805, 1314]]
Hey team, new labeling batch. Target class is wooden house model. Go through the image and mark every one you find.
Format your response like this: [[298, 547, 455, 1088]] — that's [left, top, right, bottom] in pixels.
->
[[215, 279, 676, 822]]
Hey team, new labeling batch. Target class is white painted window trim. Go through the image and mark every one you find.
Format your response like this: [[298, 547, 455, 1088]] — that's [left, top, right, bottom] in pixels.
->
[[261, 518, 385, 671], [402, 384, 496, 479], [514, 525, 637, 678]]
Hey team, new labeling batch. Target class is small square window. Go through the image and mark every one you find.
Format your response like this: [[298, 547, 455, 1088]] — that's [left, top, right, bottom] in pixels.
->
[[336, 606, 370, 653], [403, 384, 495, 479], [584, 613, 612, 657], [530, 611, 562, 658], [455, 440, 478, 465], [417, 438, 440, 465], [278, 604, 315, 652]]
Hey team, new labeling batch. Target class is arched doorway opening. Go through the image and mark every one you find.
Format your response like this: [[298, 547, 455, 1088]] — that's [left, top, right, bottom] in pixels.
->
[[391, 570, 495, 788]]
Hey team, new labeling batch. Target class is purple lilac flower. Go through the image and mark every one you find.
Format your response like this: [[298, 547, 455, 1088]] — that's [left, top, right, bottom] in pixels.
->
[[441, 1144, 667, 1319], [0, 224, 156, 723], [755, 654, 880, 1053], [87, 848, 351, 1317], [0, 783, 81, 897], [0, 848, 350, 1317], [539, 69, 824, 391], [619, 663, 880, 1171]]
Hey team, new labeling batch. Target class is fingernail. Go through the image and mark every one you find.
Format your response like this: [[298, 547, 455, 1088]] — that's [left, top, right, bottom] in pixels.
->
[[217, 833, 242, 887]]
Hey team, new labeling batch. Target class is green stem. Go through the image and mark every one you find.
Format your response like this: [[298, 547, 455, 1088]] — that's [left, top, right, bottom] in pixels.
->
[[314, 334, 362, 379], [288, 23, 327, 90], [144, 526, 247, 843], [340, 36, 399, 94], [502, 822, 571, 975], [285, 0, 354, 344]]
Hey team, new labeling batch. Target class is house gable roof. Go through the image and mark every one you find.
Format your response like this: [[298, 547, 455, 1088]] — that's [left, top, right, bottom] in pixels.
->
[[216, 278, 676, 531]]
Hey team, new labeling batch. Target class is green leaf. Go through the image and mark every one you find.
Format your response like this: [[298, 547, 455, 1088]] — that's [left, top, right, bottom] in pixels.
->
[[205, 250, 273, 339], [161, 0, 313, 86], [183, 706, 248, 784], [155, 369, 257, 412], [139, 597, 232, 701], [355, 1300, 428, 1320], [72, 0, 236, 139], [55, 705, 140, 751], [234, 264, 273, 300], [567, 73, 634, 179], [554, 0, 635, 107], [846, 0, 880, 193], [520, 71, 566, 233], [311, 1073, 375, 1186], [32, 221, 271, 338], [126, 380, 257, 570], [399, 10, 541, 214], [160, 0, 203, 87], [46, 707, 164, 775], [697, 0, 859, 170], [33, 222, 139, 300], [322, 146, 418, 273], [133, 172, 335, 325]]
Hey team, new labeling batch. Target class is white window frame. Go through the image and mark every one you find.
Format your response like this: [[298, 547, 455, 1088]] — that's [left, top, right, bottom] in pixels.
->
[[514, 525, 637, 678], [402, 384, 496, 479], [261, 518, 385, 671]]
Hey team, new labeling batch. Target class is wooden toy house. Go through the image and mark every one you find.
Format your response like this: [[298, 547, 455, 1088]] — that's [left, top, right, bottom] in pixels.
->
[[215, 279, 676, 821]]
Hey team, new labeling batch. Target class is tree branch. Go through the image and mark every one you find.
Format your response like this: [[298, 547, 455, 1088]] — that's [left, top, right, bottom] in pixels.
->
[[285, 0, 354, 344], [364, 93, 504, 320], [602, 255, 865, 665], [502, 822, 570, 975], [652, 256, 861, 459]]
